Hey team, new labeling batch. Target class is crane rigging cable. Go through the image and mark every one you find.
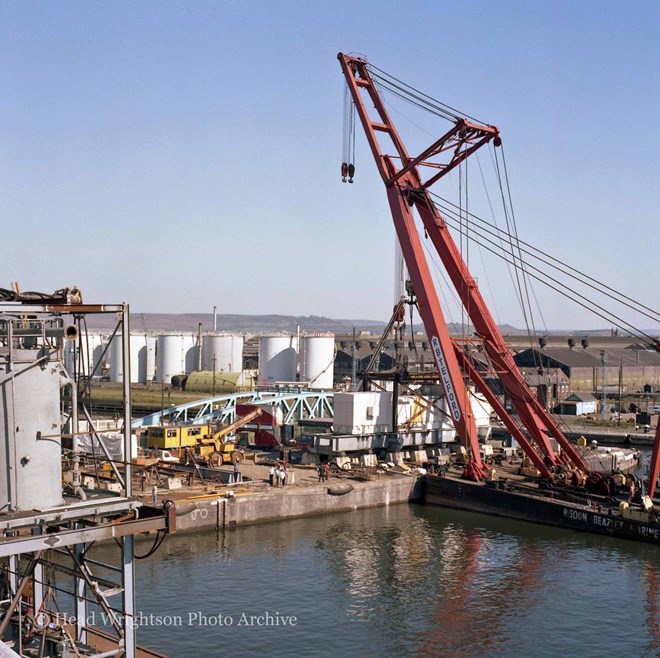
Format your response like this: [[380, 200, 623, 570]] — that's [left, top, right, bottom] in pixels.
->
[[366, 61, 555, 351], [493, 144, 541, 344], [341, 82, 356, 183], [367, 64, 487, 125], [340, 52, 601, 478], [430, 187, 654, 329], [359, 62, 659, 331], [369, 73, 460, 123], [436, 206, 658, 345], [428, 190, 660, 325], [474, 151, 520, 330]]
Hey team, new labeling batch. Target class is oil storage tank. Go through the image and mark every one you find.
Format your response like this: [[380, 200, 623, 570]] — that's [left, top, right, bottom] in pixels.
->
[[143, 335, 156, 382], [300, 333, 335, 389], [258, 335, 298, 385], [64, 332, 103, 378], [202, 334, 244, 372], [110, 334, 154, 383], [182, 334, 198, 374], [85, 333, 103, 376], [94, 335, 111, 377], [156, 334, 185, 384], [0, 323, 64, 511]]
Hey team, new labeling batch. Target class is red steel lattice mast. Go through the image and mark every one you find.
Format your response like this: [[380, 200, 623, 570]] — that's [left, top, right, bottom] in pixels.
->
[[338, 53, 588, 480]]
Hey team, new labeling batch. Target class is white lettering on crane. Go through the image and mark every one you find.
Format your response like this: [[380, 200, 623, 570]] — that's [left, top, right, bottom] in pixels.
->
[[431, 336, 462, 422]]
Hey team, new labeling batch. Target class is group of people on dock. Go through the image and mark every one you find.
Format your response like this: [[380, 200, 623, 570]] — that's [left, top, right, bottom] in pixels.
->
[[269, 464, 288, 487], [318, 463, 330, 482]]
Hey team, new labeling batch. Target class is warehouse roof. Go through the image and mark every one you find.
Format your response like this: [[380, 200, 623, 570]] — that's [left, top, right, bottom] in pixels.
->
[[515, 347, 660, 369]]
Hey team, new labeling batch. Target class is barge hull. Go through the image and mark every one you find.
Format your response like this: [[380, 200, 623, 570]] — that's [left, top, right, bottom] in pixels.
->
[[425, 475, 660, 545]]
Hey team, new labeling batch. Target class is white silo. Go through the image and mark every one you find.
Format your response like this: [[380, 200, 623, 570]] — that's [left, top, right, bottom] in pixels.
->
[[84, 333, 103, 376], [109, 334, 146, 383], [95, 335, 112, 377], [183, 334, 198, 374], [108, 334, 122, 383], [202, 334, 244, 372], [258, 335, 298, 385], [143, 335, 156, 382], [156, 334, 185, 384], [300, 334, 335, 389], [127, 334, 156, 383], [64, 333, 104, 378]]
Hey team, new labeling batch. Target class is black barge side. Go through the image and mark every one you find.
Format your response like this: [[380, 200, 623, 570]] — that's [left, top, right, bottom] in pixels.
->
[[425, 474, 660, 545]]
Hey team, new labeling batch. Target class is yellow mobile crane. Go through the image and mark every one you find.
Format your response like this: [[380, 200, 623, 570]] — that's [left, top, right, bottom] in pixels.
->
[[190, 407, 262, 466]]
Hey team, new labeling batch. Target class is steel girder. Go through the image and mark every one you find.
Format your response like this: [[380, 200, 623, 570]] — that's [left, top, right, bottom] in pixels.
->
[[132, 390, 334, 428]]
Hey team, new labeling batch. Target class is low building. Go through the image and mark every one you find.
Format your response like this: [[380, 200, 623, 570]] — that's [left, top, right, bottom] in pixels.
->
[[520, 368, 570, 411], [559, 392, 598, 415], [514, 345, 660, 393]]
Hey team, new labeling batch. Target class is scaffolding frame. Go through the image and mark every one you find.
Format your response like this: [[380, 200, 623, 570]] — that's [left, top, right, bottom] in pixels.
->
[[0, 301, 171, 657]]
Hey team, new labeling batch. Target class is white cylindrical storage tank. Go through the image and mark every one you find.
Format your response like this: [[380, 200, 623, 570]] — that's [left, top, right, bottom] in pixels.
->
[[300, 334, 335, 389], [0, 346, 63, 511], [94, 335, 110, 376], [258, 335, 298, 385], [202, 334, 244, 372], [92, 341, 104, 376], [109, 334, 123, 383], [183, 334, 198, 374], [109, 334, 150, 384], [156, 334, 185, 384], [63, 333, 101, 378], [143, 335, 156, 383], [83, 334, 103, 377], [131, 334, 155, 384]]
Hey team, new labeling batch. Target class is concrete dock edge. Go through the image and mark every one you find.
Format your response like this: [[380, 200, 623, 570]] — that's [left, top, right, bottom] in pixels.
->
[[171, 474, 424, 533]]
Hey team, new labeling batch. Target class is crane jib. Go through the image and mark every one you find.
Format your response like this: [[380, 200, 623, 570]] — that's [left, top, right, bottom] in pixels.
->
[[431, 336, 461, 422]]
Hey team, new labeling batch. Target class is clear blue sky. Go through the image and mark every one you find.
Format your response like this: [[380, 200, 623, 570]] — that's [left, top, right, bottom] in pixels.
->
[[1, 1, 658, 332]]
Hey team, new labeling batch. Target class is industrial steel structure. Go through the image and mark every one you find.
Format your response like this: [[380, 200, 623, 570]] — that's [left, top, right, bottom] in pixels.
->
[[0, 293, 171, 657], [132, 389, 334, 428], [338, 53, 590, 481], [338, 52, 660, 499]]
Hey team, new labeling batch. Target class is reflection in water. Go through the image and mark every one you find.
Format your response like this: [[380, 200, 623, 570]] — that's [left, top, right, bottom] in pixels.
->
[[419, 526, 550, 656], [646, 563, 660, 654], [89, 503, 660, 657]]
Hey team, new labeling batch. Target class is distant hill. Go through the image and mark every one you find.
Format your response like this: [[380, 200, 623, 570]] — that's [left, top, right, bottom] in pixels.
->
[[83, 312, 654, 338], [84, 313, 388, 334]]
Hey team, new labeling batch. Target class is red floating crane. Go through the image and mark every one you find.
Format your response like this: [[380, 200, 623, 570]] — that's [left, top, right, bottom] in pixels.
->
[[338, 53, 589, 482]]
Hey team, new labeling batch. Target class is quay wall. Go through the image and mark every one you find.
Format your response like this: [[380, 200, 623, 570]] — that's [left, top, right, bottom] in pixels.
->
[[171, 474, 423, 533]]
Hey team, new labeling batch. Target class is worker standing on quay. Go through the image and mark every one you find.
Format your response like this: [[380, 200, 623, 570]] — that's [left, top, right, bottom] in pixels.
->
[[269, 466, 275, 486], [324, 463, 330, 481], [280, 466, 286, 487]]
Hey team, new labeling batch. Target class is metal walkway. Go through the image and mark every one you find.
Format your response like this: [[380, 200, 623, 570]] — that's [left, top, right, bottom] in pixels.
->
[[131, 389, 334, 428]]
